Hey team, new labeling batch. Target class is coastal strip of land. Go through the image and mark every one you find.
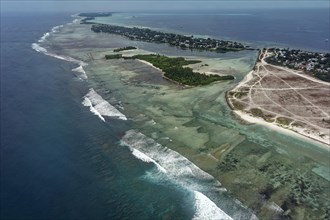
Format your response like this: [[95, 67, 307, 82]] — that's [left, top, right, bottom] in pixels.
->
[[79, 12, 113, 24], [91, 24, 253, 53], [227, 48, 330, 146], [79, 12, 330, 146], [105, 53, 235, 86], [265, 48, 330, 82]]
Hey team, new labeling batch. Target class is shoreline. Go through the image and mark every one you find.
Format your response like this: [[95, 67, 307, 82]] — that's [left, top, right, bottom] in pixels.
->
[[232, 109, 330, 149], [27, 12, 330, 220], [137, 59, 192, 88], [136, 58, 233, 88], [225, 56, 330, 147]]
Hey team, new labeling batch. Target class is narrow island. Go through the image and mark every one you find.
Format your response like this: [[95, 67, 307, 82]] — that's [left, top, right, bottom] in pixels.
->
[[105, 54, 234, 86], [80, 12, 330, 145], [79, 12, 112, 24], [113, 46, 137, 52], [91, 24, 253, 53]]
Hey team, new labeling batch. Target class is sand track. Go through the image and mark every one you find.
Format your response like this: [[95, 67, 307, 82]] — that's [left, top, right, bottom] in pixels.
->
[[228, 49, 330, 145]]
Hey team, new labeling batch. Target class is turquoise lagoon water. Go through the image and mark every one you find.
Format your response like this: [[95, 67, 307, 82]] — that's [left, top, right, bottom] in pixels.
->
[[1, 8, 329, 220]]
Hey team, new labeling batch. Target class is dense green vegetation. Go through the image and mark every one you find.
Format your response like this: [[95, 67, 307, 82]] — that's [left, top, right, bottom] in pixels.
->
[[79, 12, 112, 17], [80, 17, 96, 24], [79, 12, 112, 24], [266, 48, 330, 82], [105, 54, 124, 59], [113, 46, 137, 52], [92, 24, 252, 53], [105, 54, 234, 86], [276, 117, 293, 126], [250, 108, 264, 118]]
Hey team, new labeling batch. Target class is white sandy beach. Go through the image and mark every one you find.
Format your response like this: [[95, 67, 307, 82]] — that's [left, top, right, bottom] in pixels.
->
[[233, 110, 330, 148]]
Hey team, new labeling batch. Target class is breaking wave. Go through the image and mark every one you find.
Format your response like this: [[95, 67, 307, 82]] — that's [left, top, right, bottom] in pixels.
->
[[82, 88, 127, 121], [72, 65, 88, 80], [193, 191, 232, 220], [32, 21, 87, 80], [38, 32, 50, 43], [51, 25, 64, 33], [121, 130, 257, 220], [32, 43, 47, 53], [131, 148, 167, 173]]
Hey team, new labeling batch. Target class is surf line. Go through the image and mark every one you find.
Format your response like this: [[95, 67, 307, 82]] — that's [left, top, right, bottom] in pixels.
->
[[32, 19, 88, 80], [120, 130, 257, 220], [82, 88, 127, 122]]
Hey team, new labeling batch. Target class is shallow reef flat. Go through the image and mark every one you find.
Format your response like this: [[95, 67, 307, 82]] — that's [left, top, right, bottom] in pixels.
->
[[45, 20, 330, 220]]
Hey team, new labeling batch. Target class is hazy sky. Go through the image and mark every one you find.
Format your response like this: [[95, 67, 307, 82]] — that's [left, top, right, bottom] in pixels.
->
[[1, 0, 329, 13]]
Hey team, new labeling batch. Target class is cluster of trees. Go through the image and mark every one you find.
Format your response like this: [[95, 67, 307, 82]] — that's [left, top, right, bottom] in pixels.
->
[[105, 54, 123, 59], [79, 12, 112, 17], [105, 53, 234, 86], [113, 46, 137, 52], [79, 12, 112, 24], [266, 48, 330, 82]]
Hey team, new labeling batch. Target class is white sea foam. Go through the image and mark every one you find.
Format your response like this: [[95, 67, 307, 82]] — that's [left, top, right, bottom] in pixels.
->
[[193, 191, 233, 220], [82, 97, 105, 121], [121, 130, 256, 220], [46, 52, 87, 66], [38, 25, 63, 43], [32, 43, 88, 79], [32, 43, 47, 53], [121, 130, 218, 186], [51, 25, 64, 33], [72, 65, 88, 80], [68, 18, 80, 25], [73, 19, 79, 23], [38, 32, 50, 42], [131, 149, 167, 173], [32, 20, 88, 80], [82, 89, 127, 121]]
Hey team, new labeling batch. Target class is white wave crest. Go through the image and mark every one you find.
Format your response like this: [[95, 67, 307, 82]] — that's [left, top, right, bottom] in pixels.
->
[[121, 130, 217, 186], [38, 32, 50, 42], [68, 18, 80, 25], [131, 149, 167, 173], [121, 130, 256, 220], [32, 43, 47, 53], [193, 191, 232, 220], [32, 42, 88, 80], [82, 97, 105, 121], [32, 20, 88, 80], [37, 24, 63, 43], [72, 65, 88, 80], [51, 25, 64, 33], [82, 88, 127, 121], [47, 53, 87, 66]]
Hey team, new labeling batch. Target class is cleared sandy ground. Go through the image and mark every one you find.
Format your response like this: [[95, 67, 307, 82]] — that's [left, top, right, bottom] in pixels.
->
[[228, 50, 330, 145]]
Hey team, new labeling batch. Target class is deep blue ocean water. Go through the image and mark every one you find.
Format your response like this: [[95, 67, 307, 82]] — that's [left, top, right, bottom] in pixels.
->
[[112, 8, 329, 52], [1, 7, 329, 220], [1, 12, 195, 220]]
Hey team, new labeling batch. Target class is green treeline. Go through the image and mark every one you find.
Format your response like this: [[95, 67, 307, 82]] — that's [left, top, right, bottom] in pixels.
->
[[266, 48, 330, 82], [92, 24, 252, 53], [113, 46, 137, 52], [105, 54, 234, 86], [79, 12, 112, 24], [105, 54, 124, 59]]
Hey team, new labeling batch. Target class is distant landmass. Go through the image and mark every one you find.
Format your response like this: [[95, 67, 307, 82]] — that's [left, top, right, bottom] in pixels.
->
[[91, 24, 253, 53], [79, 12, 112, 24]]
